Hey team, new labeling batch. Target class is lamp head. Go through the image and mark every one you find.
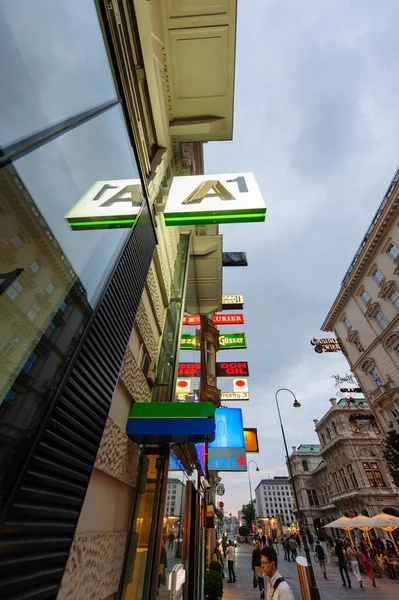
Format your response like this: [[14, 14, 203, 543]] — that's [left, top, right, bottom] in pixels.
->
[[256, 467, 260, 471], [293, 399, 301, 408]]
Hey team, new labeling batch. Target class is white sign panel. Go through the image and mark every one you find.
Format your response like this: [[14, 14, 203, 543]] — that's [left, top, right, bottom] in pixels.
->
[[176, 378, 192, 395], [233, 379, 248, 393], [164, 173, 266, 226], [65, 179, 143, 230], [220, 392, 249, 401]]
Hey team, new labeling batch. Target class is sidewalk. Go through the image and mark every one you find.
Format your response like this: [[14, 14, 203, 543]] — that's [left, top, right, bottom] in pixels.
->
[[222, 543, 399, 600]]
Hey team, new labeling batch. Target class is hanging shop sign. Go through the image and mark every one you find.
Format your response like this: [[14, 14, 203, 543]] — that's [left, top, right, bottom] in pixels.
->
[[222, 252, 248, 267], [208, 408, 247, 471], [65, 179, 143, 230], [182, 313, 244, 326], [164, 173, 266, 226], [244, 428, 259, 453], [222, 294, 244, 310], [126, 402, 215, 443], [178, 363, 201, 377], [216, 362, 249, 377], [216, 484, 225, 497], [180, 333, 246, 350], [233, 378, 248, 393], [219, 333, 246, 349], [180, 334, 197, 349], [220, 391, 249, 401], [175, 378, 191, 395], [310, 337, 341, 353], [340, 387, 362, 393]]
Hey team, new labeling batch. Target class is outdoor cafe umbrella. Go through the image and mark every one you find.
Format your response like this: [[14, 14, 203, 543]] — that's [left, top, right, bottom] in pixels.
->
[[325, 516, 355, 546], [368, 513, 399, 555], [346, 515, 374, 547]]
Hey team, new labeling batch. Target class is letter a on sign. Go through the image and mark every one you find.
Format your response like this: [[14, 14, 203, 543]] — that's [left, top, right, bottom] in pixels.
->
[[164, 173, 266, 226]]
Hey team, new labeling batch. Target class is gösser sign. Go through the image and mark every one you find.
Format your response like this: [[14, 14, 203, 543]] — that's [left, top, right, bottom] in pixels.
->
[[164, 173, 266, 226], [180, 333, 246, 350], [66, 180, 143, 230]]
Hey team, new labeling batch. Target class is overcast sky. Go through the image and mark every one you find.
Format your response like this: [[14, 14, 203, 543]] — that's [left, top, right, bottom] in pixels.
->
[[204, 0, 399, 515]]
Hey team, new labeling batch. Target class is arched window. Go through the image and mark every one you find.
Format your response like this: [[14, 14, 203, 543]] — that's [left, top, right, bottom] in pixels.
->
[[332, 422, 337, 435], [320, 433, 325, 445], [302, 460, 309, 472], [325, 428, 330, 440]]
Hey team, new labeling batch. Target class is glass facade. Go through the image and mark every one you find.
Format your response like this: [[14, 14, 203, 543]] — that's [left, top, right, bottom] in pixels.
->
[[0, 1, 145, 509]]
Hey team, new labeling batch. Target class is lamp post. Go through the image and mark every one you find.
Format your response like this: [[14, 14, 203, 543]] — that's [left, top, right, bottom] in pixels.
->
[[248, 459, 259, 534], [275, 388, 321, 600]]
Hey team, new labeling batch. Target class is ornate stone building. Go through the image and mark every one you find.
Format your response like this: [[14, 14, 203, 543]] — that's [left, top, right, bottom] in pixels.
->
[[322, 167, 399, 435], [289, 399, 399, 536]]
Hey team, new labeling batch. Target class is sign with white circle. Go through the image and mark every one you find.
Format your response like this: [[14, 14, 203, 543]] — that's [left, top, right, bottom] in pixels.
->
[[216, 484, 225, 496]]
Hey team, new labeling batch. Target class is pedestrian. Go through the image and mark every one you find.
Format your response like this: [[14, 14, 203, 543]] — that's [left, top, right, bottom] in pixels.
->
[[295, 534, 301, 549], [346, 545, 362, 588], [268, 536, 273, 547], [359, 547, 376, 587], [314, 539, 327, 579], [226, 540, 236, 583], [158, 540, 168, 593], [308, 533, 314, 551], [262, 534, 267, 548], [282, 539, 288, 561], [334, 539, 351, 588], [288, 537, 297, 561], [261, 546, 294, 600], [168, 531, 175, 549], [252, 541, 266, 599], [273, 536, 280, 554], [222, 533, 227, 557]]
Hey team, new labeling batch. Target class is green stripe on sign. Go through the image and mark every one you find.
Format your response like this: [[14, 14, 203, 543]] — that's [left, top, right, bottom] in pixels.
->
[[70, 218, 136, 227], [164, 213, 266, 226], [129, 401, 215, 419]]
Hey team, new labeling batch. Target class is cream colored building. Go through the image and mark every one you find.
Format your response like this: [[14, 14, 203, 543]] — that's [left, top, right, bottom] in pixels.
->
[[57, 2, 238, 600], [289, 399, 399, 536], [322, 167, 399, 435]]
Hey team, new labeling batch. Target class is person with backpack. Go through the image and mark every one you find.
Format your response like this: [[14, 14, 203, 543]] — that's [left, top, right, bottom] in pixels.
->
[[261, 546, 294, 600], [314, 539, 327, 579], [288, 537, 297, 561]]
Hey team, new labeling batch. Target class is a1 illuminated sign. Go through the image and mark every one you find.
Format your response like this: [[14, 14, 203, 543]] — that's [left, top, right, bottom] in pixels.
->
[[164, 173, 266, 226], [65, 180, 143, 230]]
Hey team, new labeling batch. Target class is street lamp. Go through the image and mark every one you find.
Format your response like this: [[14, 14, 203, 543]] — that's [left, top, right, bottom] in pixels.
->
[[248, 460, 259, 533], [275, 388, 321, 600]]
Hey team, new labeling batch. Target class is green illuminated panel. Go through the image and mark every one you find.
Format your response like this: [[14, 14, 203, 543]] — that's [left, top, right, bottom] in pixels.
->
[[70, 218, 135, 230], [128, 401, 215, 419], [164, 211, 266, 226]]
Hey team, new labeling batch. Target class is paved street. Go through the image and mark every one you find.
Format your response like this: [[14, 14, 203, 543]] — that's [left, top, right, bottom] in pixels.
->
[[222, 543, 399, 600]]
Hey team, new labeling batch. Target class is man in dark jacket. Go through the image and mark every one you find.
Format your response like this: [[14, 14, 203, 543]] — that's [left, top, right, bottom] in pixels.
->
[[315, 539, 327, 579], [335, 539, 351, 587]]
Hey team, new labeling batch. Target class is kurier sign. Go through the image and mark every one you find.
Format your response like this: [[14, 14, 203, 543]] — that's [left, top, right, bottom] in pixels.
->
[[164, 173, 266, 226], [180, 333, 246, 350], [182, 313, 244, 326], [66, 180, 143, 230]]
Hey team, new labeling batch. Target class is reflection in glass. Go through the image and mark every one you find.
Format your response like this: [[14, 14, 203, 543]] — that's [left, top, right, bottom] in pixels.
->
[[0, 0, 116, 146]]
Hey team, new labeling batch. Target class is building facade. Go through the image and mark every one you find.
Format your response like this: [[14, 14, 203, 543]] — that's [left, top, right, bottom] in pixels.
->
[[0, 1, 239, 599], [255, 477, 295, 526], [289, 399, 399, 536], [322, 167, 399, 435], [166, 478, 186, 518]]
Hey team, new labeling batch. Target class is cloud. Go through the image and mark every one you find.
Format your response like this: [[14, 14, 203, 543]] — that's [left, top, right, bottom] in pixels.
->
[[204, 0, 399, 513]]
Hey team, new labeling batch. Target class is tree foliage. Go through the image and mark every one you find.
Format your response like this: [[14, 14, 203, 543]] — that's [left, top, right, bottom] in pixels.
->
[[383, 426, 399, 487], [241, 502, 256, 530], [239, 525, 249, 537]]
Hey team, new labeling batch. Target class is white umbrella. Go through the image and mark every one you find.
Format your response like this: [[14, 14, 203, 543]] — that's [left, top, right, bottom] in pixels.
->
[[324, 516, 354, 546], [368, 513, 399, 555], [346, 515, 374, 547]]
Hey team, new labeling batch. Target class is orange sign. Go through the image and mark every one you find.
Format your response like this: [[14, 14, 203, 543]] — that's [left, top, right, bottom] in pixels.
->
[[244, 428, 259, 453]]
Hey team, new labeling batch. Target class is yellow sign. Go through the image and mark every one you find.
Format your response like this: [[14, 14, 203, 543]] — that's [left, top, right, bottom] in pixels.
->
[[244, 428, 259, 453]]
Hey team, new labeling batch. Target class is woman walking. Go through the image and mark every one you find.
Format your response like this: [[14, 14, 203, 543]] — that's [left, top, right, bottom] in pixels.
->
[[346, 545, 362, 588], [360, 548, 376, 587], [252, 541, 265, 599]]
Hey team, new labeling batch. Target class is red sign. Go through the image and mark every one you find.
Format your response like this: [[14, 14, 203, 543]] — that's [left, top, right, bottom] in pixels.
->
[[219, 501, 224, 508], [213, 313, 244, 325], [182, 313, 244, 326], [178, 363, 201, 376], [348, 510, 355, 518], [216, 362, 249, 377], [178, 362, 249, 377]]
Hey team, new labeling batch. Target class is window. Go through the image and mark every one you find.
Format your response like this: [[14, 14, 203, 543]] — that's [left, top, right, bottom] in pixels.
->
[[6, 280, 23, 301], [46, 281, 55, 294], [391, 407, 399, 425], [372, 268, 385, 284], [370, 368, 384, 387], [59, 301, 68, 313], [10, 234, 22, 248], [375, 311, 389, 329], [333, 471, 342, 493], [205, 340, 214, 375], [27, 302, 41, 322], [363, 462, 385, 487], [44, 322, 56, 338], [387, 243, 399, 260], [343, 317, 352, 330], [302, 460, 309, 472], [389, 290, 399, 309], [360, 290, 371, 304], [29, 260, 40, 273], [306, 490, 319, 506], [3, 336, 20, 357], [140, 347, 151, 378], [339, 468, 350, 490], [320, 433, 325, 444], [347, 465, 358, 488], [22, 352, 39, 374]]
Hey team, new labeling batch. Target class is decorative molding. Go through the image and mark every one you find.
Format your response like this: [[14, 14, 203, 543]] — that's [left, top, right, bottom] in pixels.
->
[[95, 416, 139, 488], [121, 346, 152, 403], [160, 47, 173, 120], [58, 532, 127, 600], [147, 265, 165, 330], [383, 331, 399, 350], [365, 301, 380, 319], [378, 280, 396, 299], [347, 329, 359, 344], [360, 357, 376, 372], [136, 301, 158, 361]]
